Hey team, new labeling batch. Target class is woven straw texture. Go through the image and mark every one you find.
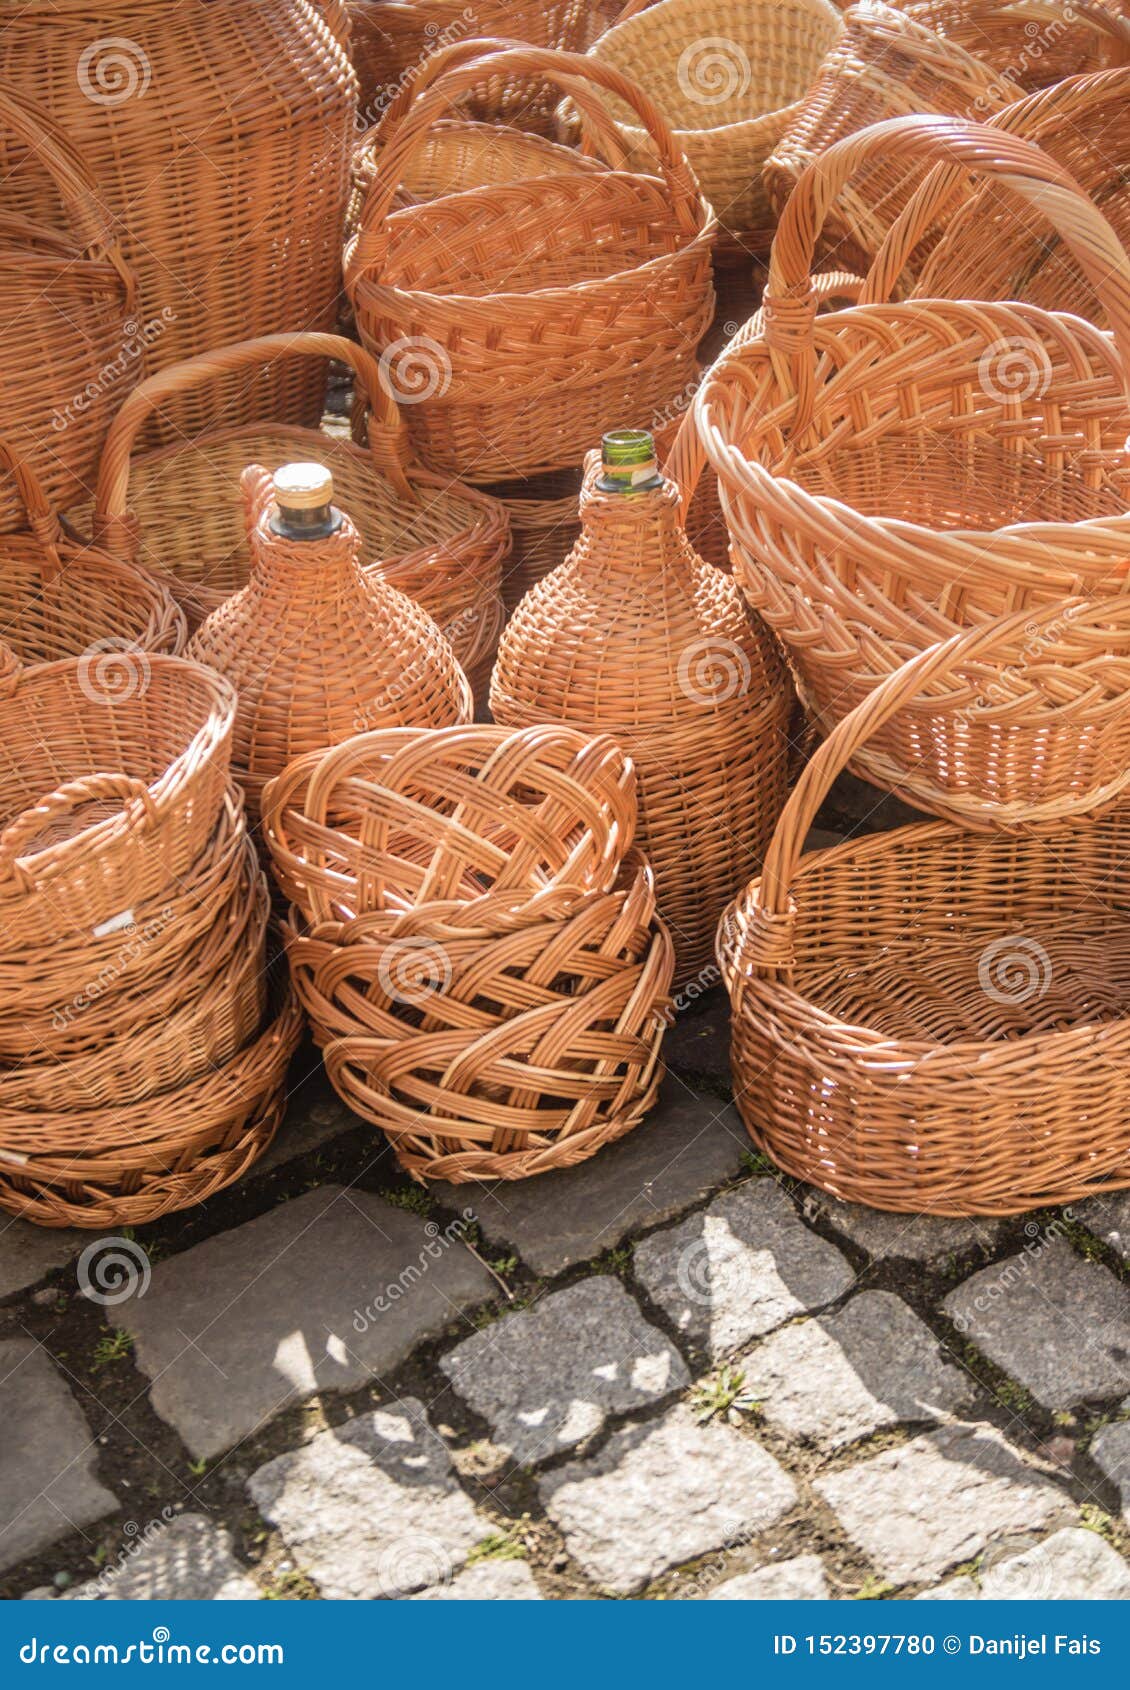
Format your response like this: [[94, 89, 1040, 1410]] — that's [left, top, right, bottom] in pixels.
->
[[0, 2, 355, 445], [491, 455, 794, 981], [346, 44, 715, 479], [187, 465, 472, 817], [88, 333, 509, 667], [0, 85, 137, 533], [907, 0, 1130, 89], [492, 468, 585, 615], [721, 606, 1130, 1216], [586, 0, 843, 248], [700, 115, 1130, 829]]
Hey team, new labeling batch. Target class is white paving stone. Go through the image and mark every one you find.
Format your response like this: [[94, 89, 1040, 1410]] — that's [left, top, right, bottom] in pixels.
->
[[709, 1555, 828, 1600], [410, 1561, 542, 1600], [917, 1529, 1130, 1600], [65, 1515, 258, 1600]]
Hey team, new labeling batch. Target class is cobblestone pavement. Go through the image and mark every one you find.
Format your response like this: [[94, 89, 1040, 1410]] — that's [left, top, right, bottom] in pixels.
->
[[3, 794, 1130, 1601]]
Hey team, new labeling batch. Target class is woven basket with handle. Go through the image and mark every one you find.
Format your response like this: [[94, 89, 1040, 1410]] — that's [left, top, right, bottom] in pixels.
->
[[346, 43, 715, 479], [721, 601, 1130, 1216], [906, 0, 1130, 89], [699, 115, 1130, 830]]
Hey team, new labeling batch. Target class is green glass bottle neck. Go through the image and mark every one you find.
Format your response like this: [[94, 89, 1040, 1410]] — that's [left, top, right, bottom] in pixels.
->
[[596, 430, 664, 496]]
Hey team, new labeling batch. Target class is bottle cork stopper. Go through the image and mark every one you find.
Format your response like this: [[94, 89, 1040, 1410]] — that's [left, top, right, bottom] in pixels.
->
[[273, 462, 333, 511]]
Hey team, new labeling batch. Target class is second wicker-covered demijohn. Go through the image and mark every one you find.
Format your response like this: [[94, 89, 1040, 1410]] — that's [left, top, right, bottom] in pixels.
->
[[491, 430, 794, 981]]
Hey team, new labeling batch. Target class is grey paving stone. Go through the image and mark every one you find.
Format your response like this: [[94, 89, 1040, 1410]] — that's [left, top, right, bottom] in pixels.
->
[[410, 1561, 542, 1600], [248, 1398, 490, 1599], [65, 1515, 258, 1600], [915, 1577, 981, 1600], [116, 1187, 493, 1459], [1091, 1404, 1130, 1524], [917, 1528, 1130, 1601], [709, 1555, 828, 1600], [431, 1077, 748, 1277], [0, 1220, 83, 1302], [661, 988, 731, 1090], [1076, 1191, 1130, 1263], [942, 1238, 1130, 1409], [814, 1197, 1001, 1265], [0, 1339, 118, 1574], [538, 1405, 797, 1595], [741, 1291, 972, 1448], [440, 1277, 689, 1466], [816, 1424, 1070, 1586], [634, 1178, 854, 1357], [253, 1073, 369, 1179]]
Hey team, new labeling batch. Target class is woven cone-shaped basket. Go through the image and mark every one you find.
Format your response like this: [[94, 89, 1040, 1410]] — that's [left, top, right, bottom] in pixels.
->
[[491, 450, 794, 982], [0, 2, 355, 444], [188, 465, 472, 819]]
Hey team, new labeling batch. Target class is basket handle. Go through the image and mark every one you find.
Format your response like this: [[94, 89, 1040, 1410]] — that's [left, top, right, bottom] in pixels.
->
[[0, 773, 159, 896], [93, 332, 417, 556], [765, 114, 1130, 424], [351, 44, 705, 255], [0, 437, 65, 579], [0, 83, 135, 306], [748, 596, 1130, 970]]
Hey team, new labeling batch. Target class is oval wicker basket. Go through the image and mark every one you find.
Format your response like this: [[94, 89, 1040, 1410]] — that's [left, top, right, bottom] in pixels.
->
[[699, 115, 1130, 830], [0, 1, 355, 444], [188, 464, 472, 817], [585, 0, 843, 250], [346, 43, 715, 479], [720, 604, 1130, 1216], [284, 852, 673, 1182], [0, 440, 185, 663], [0, 653, 235, 945], [261, 723, 638, 930], [0, 983, 303, 1230], [89, 334, 508, 671], [0, 85, 138, 533]]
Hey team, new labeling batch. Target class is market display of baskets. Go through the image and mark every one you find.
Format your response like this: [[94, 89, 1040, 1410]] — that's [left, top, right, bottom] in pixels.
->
[[699, 115, 1130, 829], [493, 469, 585, 615], [908, 0, 1130, 90], [346, 44, 716, 478]]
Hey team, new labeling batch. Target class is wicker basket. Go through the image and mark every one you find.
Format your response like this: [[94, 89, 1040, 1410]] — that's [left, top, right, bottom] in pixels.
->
[[492, 450, 794, 981], [346, 44, 715, 479], [261, 723, 638, 929], [721, 605, 1130, 1216], [907, 0, 1130, 89], [0, 441, 185, 663], [0, 85, 138, 533], [89, 333, 509, 661], [284, 853, 673, 1182], [0, 654, 235, 946], [188, 465, 472, 817], [0, 2, 355, 445], [700, 115, 1130, 830], [585, 0, 843, 250], [763, 1, 1024, 273], [493, 469, 585, 616]]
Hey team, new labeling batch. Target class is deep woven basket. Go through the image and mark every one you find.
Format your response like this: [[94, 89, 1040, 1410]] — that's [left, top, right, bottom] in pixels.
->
[[261, 723, 638, 930], [346, 43, 715, 479], [699, 115, 1130, 829], [0, 1, 355, 444], [284, 853, 673, 1182], [0, 85, 138, 533], [907, 0, 1130, 89], [88, 333, 509, 670], [721, 607, 1130, 1216]]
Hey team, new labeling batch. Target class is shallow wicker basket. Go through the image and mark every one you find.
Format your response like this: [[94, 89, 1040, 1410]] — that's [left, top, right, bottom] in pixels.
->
[[720, 607, 1130, 1216], [89, 333, 509, 664], [700, 115, 1130, 830], [346, 43, 715, 479], [585, 0, 843, 250], [261, 723, 638, 929], [284, 853, 673, 1182]]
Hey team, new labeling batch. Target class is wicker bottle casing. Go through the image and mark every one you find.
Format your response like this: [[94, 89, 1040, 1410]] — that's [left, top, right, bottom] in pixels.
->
[[187, 466, 472, 818], [491, 449, 794, 982]]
